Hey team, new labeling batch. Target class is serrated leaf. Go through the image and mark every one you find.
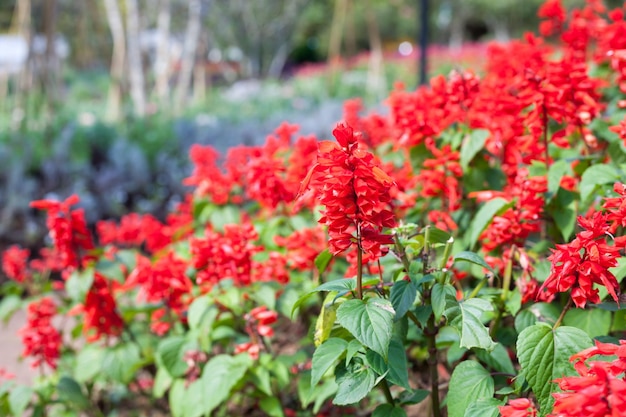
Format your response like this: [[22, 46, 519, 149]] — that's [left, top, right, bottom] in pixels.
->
[[373, 404, 408, 417], [337, 298, 395, 359], [467, 198, 513, 249], [453, 251, 497, 277], [333, 363, 377, 405], [432, 283, 456, 321], [563, 308, 611, 339], [57, 377, 89, 410], [447, 361, 494, 417], [444, 298, 496, 351], [311, 338, 348, 387], [517, 324, 592, 415], [346, 339, 362, 366], [464, 398, 503, 417], [291, 278, 356, 317], [460, 129, 489, 170], [390, 279, 417, 319], [315, 249, 333, 275]]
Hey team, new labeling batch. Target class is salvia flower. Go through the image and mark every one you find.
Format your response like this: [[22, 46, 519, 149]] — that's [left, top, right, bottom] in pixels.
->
[[2, 245, 31, 283], [20, 297, 62, 369], [300, 123, 396, 257], [499, 398, 537, 417]]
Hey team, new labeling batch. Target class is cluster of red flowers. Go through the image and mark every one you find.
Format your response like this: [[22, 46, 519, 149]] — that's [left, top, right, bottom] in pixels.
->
[[82, 273, 124, 342], [550, 339, 626, 416], [499, 398, 537, 417], [2, 245, 31, 283], [234, 306, 278, 360], [538, 182, 626, 307], [300, 123, 396, 259], [19, 297, 62, 369]]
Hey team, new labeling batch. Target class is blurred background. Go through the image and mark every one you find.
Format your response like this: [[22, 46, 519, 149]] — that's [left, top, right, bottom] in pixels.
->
[[0, 0, 600, 250]]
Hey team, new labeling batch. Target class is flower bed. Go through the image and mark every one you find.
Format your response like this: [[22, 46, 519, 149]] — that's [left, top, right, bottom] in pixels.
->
[[2, 1, 626, 416]]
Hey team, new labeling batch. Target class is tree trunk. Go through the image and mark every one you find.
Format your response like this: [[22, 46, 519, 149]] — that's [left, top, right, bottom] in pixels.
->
[[11, 0, 32, 129], [125, 0, 146, 117], [365, 1, 385, 99], [43, 0, 58, 114], [193, 32, 207, 103], [154, 0, 171, 107], [174, 0, 202, 112], [327, 0, 347, 65], [103, 0, 126, 121]]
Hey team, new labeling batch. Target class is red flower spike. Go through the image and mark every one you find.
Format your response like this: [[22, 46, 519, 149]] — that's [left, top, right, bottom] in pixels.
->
[[499, 398, 537, 417], [20, 297, 62, 369]]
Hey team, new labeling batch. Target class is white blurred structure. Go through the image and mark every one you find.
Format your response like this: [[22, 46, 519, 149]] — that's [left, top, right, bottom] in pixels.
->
[[0, 34, 69, 75]]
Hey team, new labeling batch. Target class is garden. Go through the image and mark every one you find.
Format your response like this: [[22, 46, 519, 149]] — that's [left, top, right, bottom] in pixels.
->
[[3, 0, 626, 416]]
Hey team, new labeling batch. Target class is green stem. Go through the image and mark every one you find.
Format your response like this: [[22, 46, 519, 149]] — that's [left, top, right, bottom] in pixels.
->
[[467, 276, 488, 299], [379, 379, 395, 405], [426, 313, 442, 417], [500, 246, 515, 302], [553, 297, 573, 330], [394, 233, 411, 274]]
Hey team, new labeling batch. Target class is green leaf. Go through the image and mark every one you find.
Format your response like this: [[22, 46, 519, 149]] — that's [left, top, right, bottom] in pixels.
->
[[153, 367, 173, 398], [427, 227, 453, 245], [373, 404, 408, 417], [517, 324, 592, 415], [390, 279, 417, 319], [259, 397, 285, 417], [95, 259, 125, 283], [467, 198, 513, 249], [475, 343, 515, 375], [464, 398, 504, 417], [365, 338, 410, 390], [315, 249, 333, 275], [0, 295, 21, 324], [314, 294, 340, 347], [432, 283, 456, 321], [74, 346, 104, 382], [551, 206, 576, 241], [398, 389, 429, 405], [103, 343, 142, 384], [333, 362, 377, 405], [57, 377, 89, 410], [460, 129, 489, 170], [291, 278, 355, 317], [563, 308, 611, 339], [453, 251, 497, 277], [169, 379, 186, 417], [580, 163, 620, 203], [190, 354, 251, 417], [337, 298, 395, 359], [445, 298, 496, 351], [547, 159, 570, 197], [187, 295, 217, 331], [8, 386, 33, 416], [504, 288, 522, 317], [311, 338, 348, 387], [156, 337, 188, 378], [65, 268, 95, 302], [447, 361, 494, 417]]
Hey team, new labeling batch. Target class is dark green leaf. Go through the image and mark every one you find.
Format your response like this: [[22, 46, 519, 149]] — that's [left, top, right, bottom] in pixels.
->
[[517, 324, 592, 415], [547, 159, 569, 197], [444, 298, 496, 351], [453, 251, 497, 277], [315, 249, 333, 275], [337, 298, 395, 359], [447, 361, 494, 417], [467, 198, 513, 249], [398, 389, 429, 405], [259, 397, 284, 417], [103, 343, 142, 383], [373, 404, 408, 417], [475, 343, 515, 375], [460, 129, 489, 170], [390, 279, 417, 319], [580, 164, 620, 203], [333, 362, 377, 405], [365, 338, 410, 390], [156, 337, 188, 378], [311, 338, 348, 387], [432, 283, 456, 321], [57, 377, 89, 409], [563, 308, 611, 339]]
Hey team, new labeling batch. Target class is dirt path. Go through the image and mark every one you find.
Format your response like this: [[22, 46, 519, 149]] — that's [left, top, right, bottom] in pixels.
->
[[0, 310, 37, 384]]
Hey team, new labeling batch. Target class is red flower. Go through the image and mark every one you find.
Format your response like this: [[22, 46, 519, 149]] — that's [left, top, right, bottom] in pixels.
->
[[83, 273, 124, 342], [499, 398, 537, 417], [20, 297, 62, 369], [538, 212, 621, 308], [2, 245, 30, 283], [274, 227, 327, 271], [30, 195, 94, 269], [538, 0, 567, 37], [301, 123, 396, 257]]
